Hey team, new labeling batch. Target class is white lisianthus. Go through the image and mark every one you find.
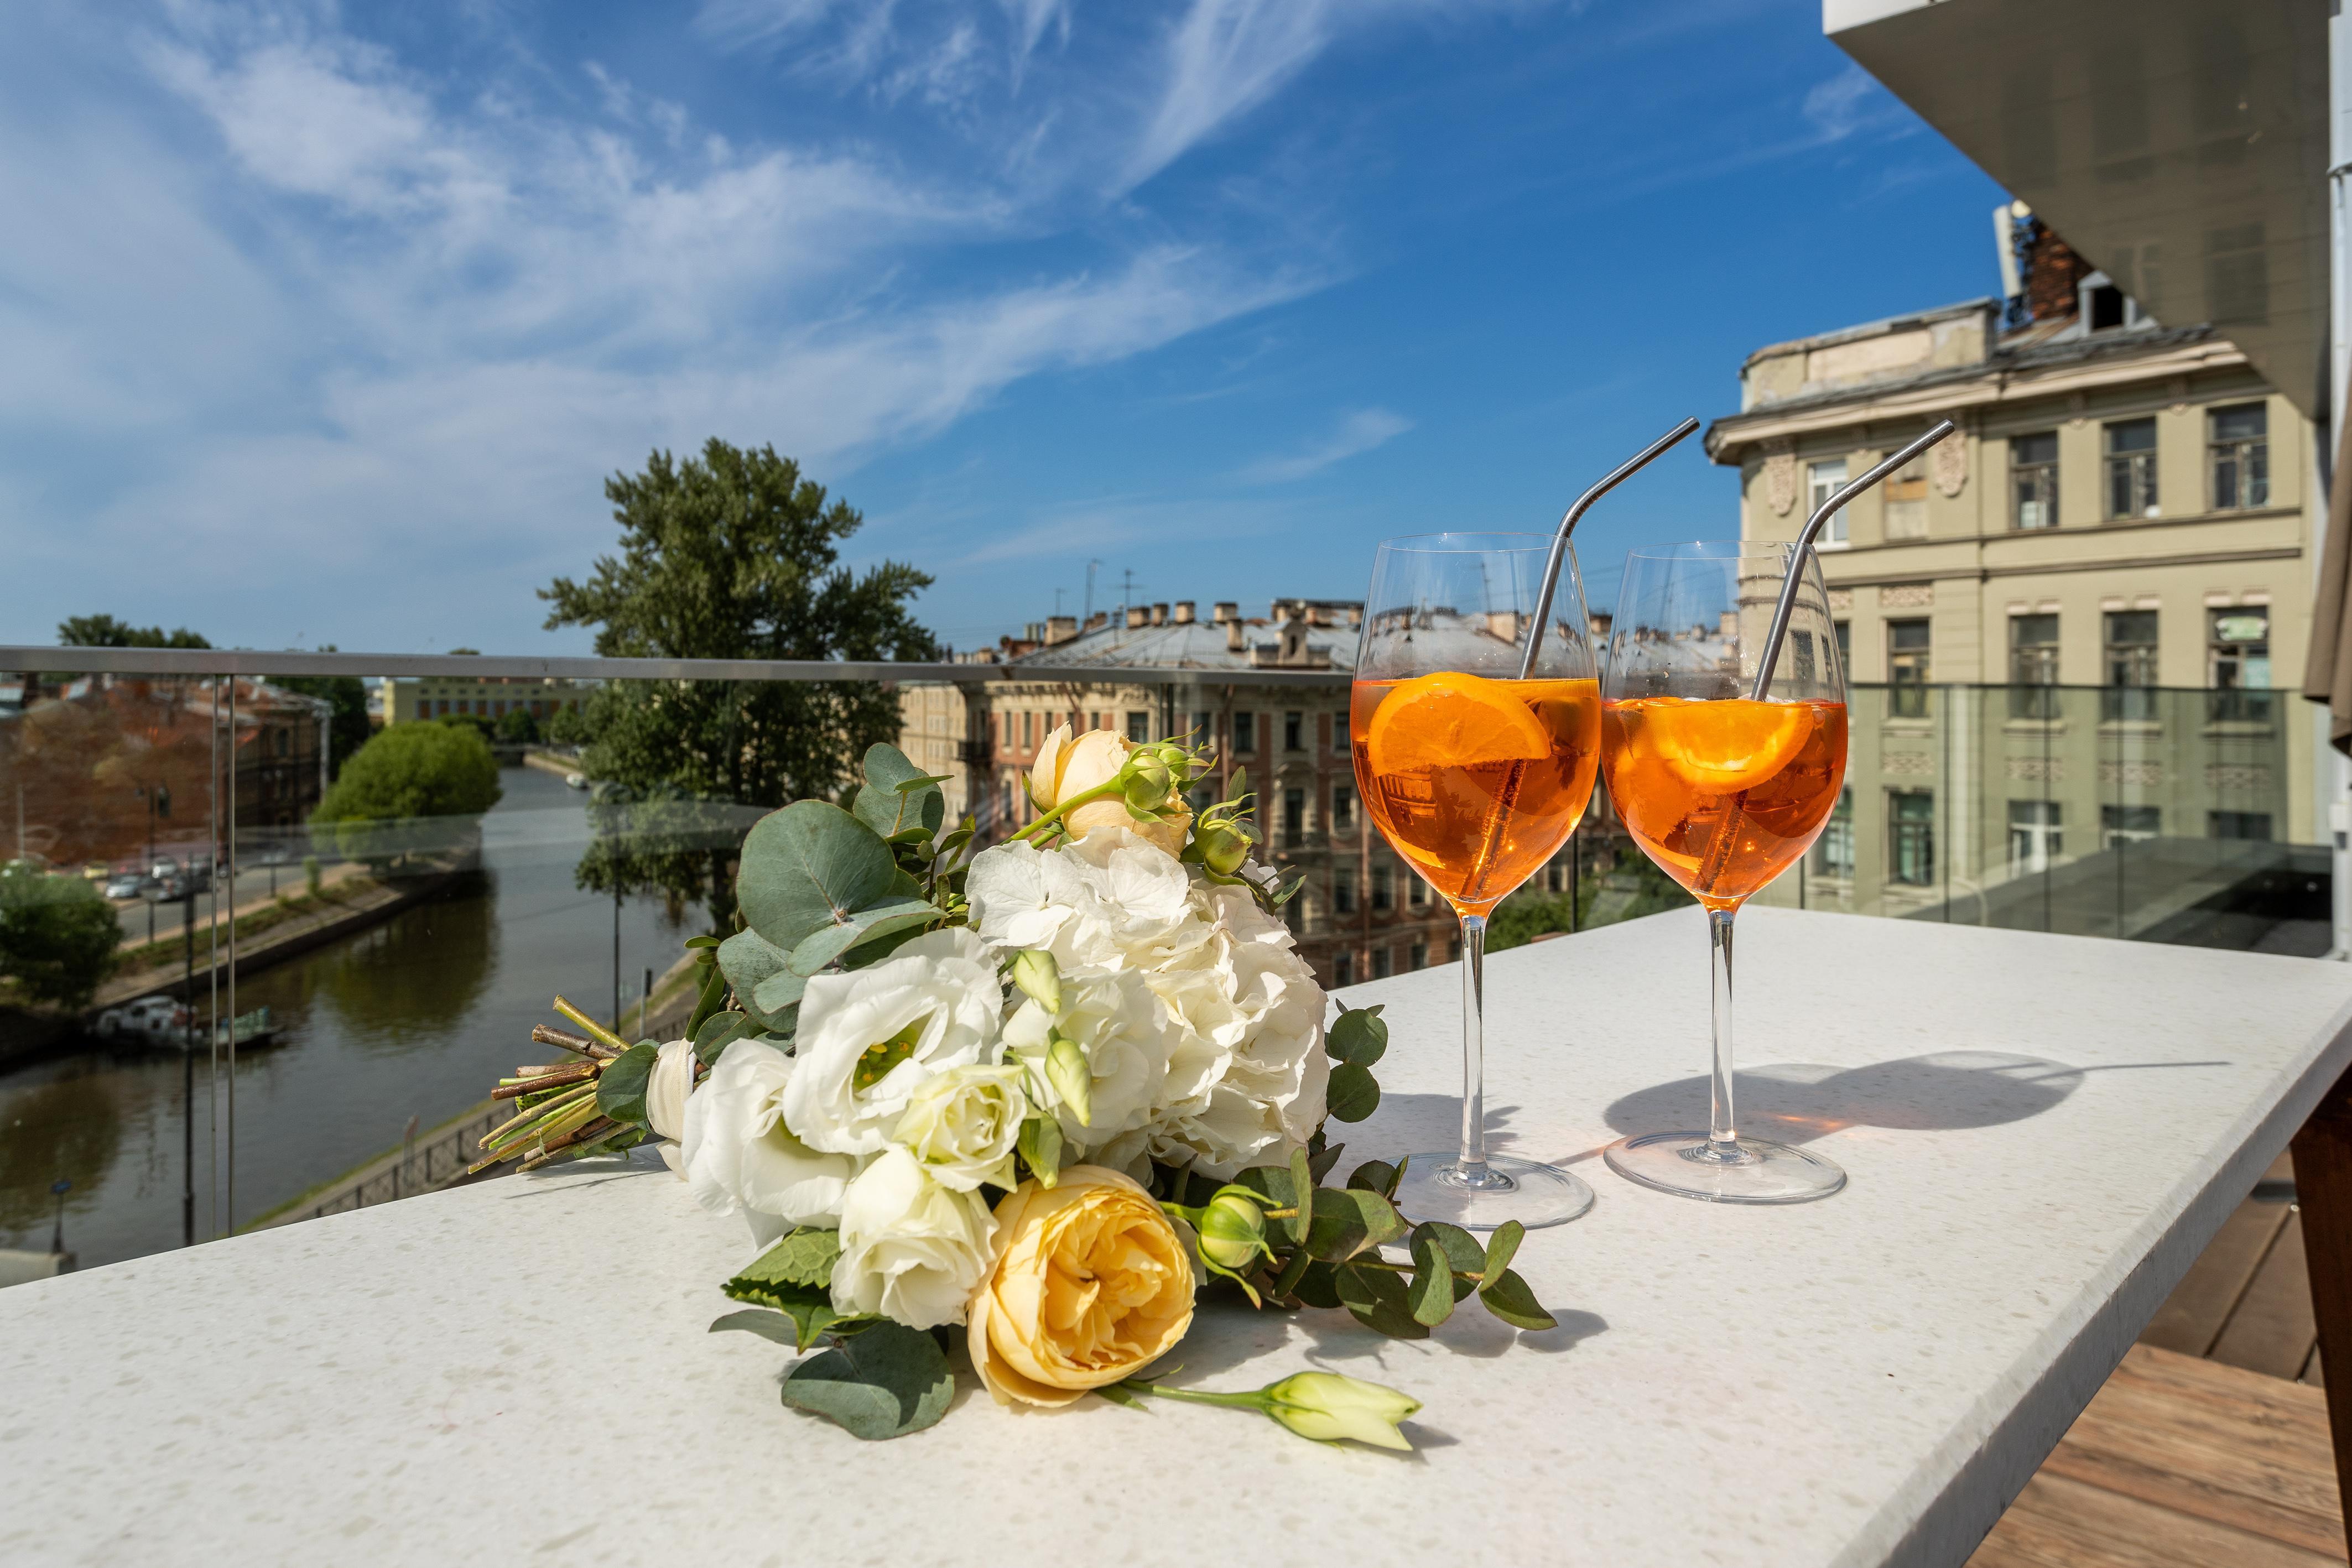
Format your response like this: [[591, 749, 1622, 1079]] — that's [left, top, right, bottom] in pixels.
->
[[681, 1040, 860, 1246], [1001, 964, 1172, 1157], [782, 927, 1003, 1157], [832, 1146, 998, 1330], [893, 1062, 1027, 1192], [646, 1038, 697, 1142]]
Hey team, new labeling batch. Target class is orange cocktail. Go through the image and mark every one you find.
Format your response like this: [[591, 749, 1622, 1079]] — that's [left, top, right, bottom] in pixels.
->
[[1601, 696, 1846, 908], [1352, 672, 1601, 913]]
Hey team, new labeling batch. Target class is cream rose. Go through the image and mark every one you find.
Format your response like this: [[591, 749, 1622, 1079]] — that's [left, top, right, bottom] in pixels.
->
[[893, 1062, 1027, 1192], [1028, 723, 1190, 857], [832, 1147, 998, 1330], [966, 1165, 1195, 1407]]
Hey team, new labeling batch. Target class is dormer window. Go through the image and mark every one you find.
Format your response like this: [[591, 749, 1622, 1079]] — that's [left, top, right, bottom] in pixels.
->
[[2077, 270, 2150, 332]]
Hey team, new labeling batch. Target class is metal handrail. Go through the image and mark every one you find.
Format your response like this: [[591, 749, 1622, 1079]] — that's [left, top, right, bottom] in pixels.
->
[[0, 646, 1353, 689]]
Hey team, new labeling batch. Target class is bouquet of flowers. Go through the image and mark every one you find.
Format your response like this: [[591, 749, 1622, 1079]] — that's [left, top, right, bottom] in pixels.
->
[[476, 726, 1559, 1447]]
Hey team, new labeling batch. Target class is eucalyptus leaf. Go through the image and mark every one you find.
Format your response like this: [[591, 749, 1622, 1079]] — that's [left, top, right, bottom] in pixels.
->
[[1483, 1219, 1526, 1284], [718, 928, 800, 1032], [752, 967, 808, 1024], [692, 1009, 757, 1069], [778, 1321, 955, 1441], [852, 743, 949, 840], [788, 898, 939, 976], [1285, 1148, 1314, 1246], [684, 934, 722, 950], [1327, 1003, 1388, 1067], [1303, 1185, 1407, 1261], [709, 1308, 802, 1348], [1326, 1061, 1380, 1123], [595, 1041, 658, 1128], [1477, 1268, 1559, 1332], [735, 800, 898, 952], [1331, 1262, 1429, 1340], [1307, 1139, 1345, 1185], [1292, 1259, 1342, 1310], [1347, 1159, 1402, 1200], [1407, 1227, 1459, 1327]]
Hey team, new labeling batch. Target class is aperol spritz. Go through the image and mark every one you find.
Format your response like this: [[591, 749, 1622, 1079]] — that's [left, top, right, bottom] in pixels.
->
[[1352, 534, 1602, 1229], [1604, 696, 1845, 905]]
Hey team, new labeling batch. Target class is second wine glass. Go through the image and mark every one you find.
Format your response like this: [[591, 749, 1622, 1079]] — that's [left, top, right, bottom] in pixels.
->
[[1351, 533, 1602, 1230]]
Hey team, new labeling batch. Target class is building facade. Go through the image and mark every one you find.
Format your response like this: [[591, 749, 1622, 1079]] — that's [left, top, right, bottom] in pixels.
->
[[379, 675, 596, 726]]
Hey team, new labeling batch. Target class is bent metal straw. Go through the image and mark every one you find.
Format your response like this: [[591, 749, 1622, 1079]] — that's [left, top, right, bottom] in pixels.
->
[[1518, 415, 1702, 680]]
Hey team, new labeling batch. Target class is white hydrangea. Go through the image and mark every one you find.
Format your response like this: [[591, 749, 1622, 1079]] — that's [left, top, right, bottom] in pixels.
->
[[1001, 963, 1170, 1159]]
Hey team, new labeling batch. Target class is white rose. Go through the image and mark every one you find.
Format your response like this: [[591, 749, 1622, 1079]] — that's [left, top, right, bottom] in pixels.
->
[[832, 1146, 998, 1330], [1000, 964, 1172, 1158], [681, 1040, 860, 1246], [894, 1062, 1027, 1192], [782, 926, 1003, 1156]]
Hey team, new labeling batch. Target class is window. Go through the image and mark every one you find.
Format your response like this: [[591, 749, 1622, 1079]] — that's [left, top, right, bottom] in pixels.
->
[[1333, 712, 1351, 754], [2210, 404, 2269, 510], [1334, 950, 1355, 986], [1887, 619, 1931, 718], [2209, 607, 2273, 722], [1022, 711, 1034, 749], [1408, 874, 1427, 907], [2009, 613, 2059, 719], [1330, 784, 1355, 832], [1126, 711, 1149, 743], [1546, 863, 1563, 893], [1191, 711, 1210, 743], [1808, 459, 1850, 544], [1282, 787, 1305, 847], [1334, 869, 1355, 915], [2101, 805, 2162, 848], [2007, 800, 2062, 874], [1883, 457, 1928, 540], [1284, 711, 1303, 751], [1409, 940, 1428, 971], [1833, 621, 1851, 678], [2102, 610, 2158, 721], [2210, 811, 2273, 842], [2011, 433, 2059, 530], [1811, 788, 1855, 879], [1372, 864, 1392, 910], [2104, 419, 2158, 519], [1372, 947, 1393, 980], [1233, 712, 1257, 754], [1889, 790, 1935, 885]]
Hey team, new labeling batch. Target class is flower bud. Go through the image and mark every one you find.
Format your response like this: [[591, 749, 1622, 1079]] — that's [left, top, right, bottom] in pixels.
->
[[1195, 819, 1248, 877], [1008, 948, 1061, 1014], [1263, 1372, 1422, 1451], [1044, 1030, 1093, 1127], [1196, 1192, 1272, 1271], [1121, 754, 1174, 813]]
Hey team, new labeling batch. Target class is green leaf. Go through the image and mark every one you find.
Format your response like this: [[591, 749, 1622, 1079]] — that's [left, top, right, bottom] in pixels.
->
[[1325, 1060, 1381, 1123], [1407, 1221, 1485, 1324], [788, 897, 939, 976], [709, 1308, 803, 1348], [735, 800, 898, 952], [1231, 1161, 1299, 1216], [1347, 1159, 1402, 1200], [717, 928, 800, 1032], [1303, 1185, 1408, 1262], [1307, 1139, 1345, 1185], [852, 744, 949, 841], [1292, 1260, 1342, 1310], [1477, 1268, 1559, 1332], [840, 922, 932, 970], [684, 934, 722, 950], [1331, 1262, 1429, 1340], [1327, 1003, 1388, 1067], [778, 1321, 955, 1441], [683, 956, 729, 1040], [752, 967, 808, 1025], [717, 1277, 846, 1351], [1483, 1219, 1526, 1285], [595, 1041, 658, 1128], [692, 1009, 756, 1069], [738, 1227, 844, 1291], [1018, 1114, 1064, 1186], [1285, 1148, 1314, 1246], [853, 1018, 926, 1093], [1093, 1382, 1146, 1410]]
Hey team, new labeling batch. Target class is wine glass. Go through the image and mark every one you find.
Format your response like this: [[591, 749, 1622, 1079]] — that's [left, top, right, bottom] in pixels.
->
[[1599, 540, 1850, 1203], [1351, 533, 1603, 1230]]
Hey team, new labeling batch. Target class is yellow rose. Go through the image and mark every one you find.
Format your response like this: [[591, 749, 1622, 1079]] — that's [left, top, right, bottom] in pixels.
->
[[1027, 724, 1191, 857], [966, 1165, 1195, 1406]]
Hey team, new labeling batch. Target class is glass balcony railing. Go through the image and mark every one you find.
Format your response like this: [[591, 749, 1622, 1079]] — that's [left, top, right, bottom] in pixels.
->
[[0, 653, 2322, 1280]]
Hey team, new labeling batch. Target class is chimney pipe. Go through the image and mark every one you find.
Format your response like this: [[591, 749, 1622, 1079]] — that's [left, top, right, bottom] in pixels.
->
[[1150, 602, 1168, 626], [1126, 607, 1148, 630], [1173, 601, 1195, 624], [1213, 602, 1238, 624], [1225, 618, 1245, 654]]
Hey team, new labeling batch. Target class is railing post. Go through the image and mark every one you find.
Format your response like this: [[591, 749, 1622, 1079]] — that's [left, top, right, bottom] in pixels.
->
[[2293, 1061, 2352, 1560]]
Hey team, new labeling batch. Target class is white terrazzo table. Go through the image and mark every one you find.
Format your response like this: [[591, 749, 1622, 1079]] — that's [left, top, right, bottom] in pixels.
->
[[7, 906, 2351, 1568]]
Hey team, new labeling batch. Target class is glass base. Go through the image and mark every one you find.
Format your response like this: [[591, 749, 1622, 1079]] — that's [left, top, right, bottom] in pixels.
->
[[1604, 1132, 1845, 1205], [1392, 1153, 1595, 1231]]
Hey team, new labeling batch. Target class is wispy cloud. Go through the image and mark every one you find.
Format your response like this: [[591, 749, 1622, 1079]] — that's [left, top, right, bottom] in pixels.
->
[[1237, 407, 1411, 484]]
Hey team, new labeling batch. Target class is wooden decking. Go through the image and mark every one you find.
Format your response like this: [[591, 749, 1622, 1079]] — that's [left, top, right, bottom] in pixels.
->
[[1968, 1154, 2345, 1566]]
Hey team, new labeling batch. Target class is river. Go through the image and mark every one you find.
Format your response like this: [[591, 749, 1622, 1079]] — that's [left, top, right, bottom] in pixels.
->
[[0, 767, 695, 1268]]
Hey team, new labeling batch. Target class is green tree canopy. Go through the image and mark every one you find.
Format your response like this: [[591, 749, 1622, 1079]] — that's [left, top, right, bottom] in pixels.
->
[[540, 439, 935, 929], [309, 722, 502, 866], [56, 615, 211, 649], [0, 867, 120, 1008]]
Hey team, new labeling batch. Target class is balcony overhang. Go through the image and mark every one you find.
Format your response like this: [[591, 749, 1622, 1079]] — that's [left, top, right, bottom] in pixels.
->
[[1825, 0, 2329, 421]]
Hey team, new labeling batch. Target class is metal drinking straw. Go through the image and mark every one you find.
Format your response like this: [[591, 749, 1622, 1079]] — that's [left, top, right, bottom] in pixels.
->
[[1518, 415, 1703, 679], [1748, 419, 1958, 700]]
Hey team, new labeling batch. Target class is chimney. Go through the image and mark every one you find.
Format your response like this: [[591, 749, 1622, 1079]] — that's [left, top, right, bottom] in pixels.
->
[[1150, 602, 1168, 626], [1126, 607, 1149, 630], [1044, 615, 1078, 645], [1225, 617, 1245, 653], [1084, 611, 1107, 631], [1213, 602, 1239, 624], [2020, 218, 2090, 324], [1173, 601, 1196, 624]]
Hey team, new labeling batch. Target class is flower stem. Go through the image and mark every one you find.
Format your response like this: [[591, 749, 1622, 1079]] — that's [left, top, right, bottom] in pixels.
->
[[1117, 1378, 1270, 1413], [1009, 777, 1126, 843]]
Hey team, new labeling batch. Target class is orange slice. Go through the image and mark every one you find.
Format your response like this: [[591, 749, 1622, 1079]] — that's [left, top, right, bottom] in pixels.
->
[[1640, 699, 1813, 793], [1365, 671, 1551, 776]]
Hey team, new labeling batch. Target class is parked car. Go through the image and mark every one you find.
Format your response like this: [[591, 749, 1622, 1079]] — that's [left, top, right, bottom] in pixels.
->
[[103, 873, 151, 900], [93, 994, 191, 1045], [149, 855, 180, 878], [80, 862, 110, 881], [564, 773, 588, 790]]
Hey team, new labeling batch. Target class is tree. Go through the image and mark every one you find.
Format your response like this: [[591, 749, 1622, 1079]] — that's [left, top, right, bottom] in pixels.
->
[[0, 867, 119, 1007], [438, 711, 497, 743], [495, 706, 539, 744], [309, 722, 502, 867], [272, 648, 372, 780], [57, 614, 211, 649], [540, 439, 935, 929]]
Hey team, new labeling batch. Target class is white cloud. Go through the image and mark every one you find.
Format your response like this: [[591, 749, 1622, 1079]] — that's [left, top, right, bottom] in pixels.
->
[[1237, 407, 1411, 484]]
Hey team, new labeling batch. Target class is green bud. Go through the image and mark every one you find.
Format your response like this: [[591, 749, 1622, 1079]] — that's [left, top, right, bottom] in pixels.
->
[[1017, 1113, 1064, 1187], [1197, 1192, 1272, 1271], [1122, 754, 1174, 812], [1262, 1372, 1422, 1451], [1044, 1030, 1093, 1127], [1008, 948, 1061, 1014], [1196, 820, 1248, 877]]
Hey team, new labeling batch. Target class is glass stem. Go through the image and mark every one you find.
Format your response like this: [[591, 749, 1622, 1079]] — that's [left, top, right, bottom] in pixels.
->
[[1707, 905, 1739, 1154], [1457, 910, 1487, 1174]]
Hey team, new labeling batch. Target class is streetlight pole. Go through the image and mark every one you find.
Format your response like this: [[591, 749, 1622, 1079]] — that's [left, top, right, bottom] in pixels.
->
[[49, 1179, 70, 1256]]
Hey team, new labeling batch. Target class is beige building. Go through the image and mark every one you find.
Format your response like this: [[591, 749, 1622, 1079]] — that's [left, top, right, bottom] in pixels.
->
[[1707, 251, 2318, 933], [378, 675, 596, 727], [892, 682, 973, 825]]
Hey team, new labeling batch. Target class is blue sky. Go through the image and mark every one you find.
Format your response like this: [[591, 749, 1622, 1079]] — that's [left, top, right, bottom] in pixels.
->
[[0, 0, 2003, 655]]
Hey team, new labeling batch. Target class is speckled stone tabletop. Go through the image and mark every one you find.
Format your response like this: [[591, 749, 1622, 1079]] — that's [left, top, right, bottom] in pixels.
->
[[5, 907, 2349, 1568]]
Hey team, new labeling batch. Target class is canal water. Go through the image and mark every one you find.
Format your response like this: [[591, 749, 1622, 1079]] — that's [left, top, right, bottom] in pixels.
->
[[0, 767, 695, 1268]]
